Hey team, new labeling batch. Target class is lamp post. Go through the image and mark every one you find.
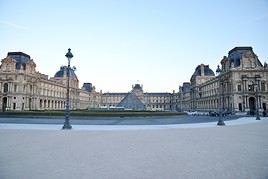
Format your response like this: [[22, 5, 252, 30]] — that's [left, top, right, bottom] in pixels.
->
[[62, 48, 73, 129], [254, 76, 261, 120], [216, 65, 225, 126]]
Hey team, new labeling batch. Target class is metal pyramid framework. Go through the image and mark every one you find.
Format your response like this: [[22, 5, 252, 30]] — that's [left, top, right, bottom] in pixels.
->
[[116, 93, 146, 110]]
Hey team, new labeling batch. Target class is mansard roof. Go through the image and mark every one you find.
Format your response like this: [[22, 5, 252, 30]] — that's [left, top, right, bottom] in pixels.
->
[[228, 47, 253, 55], [82, 83, 93, 92], [227, 46, 262, 68], [7, 52, 31, 59], [132, 84, 143, 90], [191, 64, 215, 77], [7, 52, 31, 70], [54, 66, 77, 78]]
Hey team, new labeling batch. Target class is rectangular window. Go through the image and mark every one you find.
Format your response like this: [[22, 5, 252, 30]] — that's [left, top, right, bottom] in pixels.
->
[[13, 103, 16, 110], [237, 85, 241, 92], [4, 83, 8, 92], [261, 82, 265, 91], [14, 84, 17, 92]]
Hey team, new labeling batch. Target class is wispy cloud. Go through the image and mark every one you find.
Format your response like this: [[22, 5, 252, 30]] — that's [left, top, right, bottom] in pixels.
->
[[0, 21, 30, 30]]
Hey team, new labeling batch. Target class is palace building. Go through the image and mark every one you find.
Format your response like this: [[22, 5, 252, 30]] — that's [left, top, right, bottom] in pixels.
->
[[0, 47, 267, 114], [101, 84, 173, 111], [0, 52, 92, 111], [175, 47, 268, 115]]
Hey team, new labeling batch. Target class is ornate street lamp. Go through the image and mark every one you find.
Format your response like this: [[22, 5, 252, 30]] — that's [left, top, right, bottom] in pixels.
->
[[62, 48, 73, 129], [216, 65, 225, 126]]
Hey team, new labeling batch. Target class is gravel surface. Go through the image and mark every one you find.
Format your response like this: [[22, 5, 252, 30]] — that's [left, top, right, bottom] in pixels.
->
[[0, 118, 267, 179]]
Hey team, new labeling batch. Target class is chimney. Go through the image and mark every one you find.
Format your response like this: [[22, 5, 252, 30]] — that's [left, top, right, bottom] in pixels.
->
[[201, 64, 205, 76]]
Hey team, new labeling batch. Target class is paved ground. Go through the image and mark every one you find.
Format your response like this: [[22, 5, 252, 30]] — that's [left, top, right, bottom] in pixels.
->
[[0, 117, 268, 179]]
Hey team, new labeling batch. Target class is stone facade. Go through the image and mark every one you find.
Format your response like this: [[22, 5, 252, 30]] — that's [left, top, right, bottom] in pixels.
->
[[0, 52, 92, 111], [1, 47, 267, 114], [100, 84, 173, 111], [175, 47, 268, 115]]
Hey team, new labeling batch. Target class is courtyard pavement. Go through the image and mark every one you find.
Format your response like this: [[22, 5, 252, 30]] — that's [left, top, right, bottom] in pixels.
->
[[0, 117, 268, 179]]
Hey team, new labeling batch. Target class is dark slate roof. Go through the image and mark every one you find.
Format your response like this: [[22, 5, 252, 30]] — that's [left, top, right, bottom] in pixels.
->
[[182, 82, 191, 92], [117, 93, 146, 110], [82, 83, 93, 92], [7, 52, 31, 70], [228, 46, 258, 68], [192, 64, 215, 77], [8, 52, 30, 59], [133, 84, 142, 90], [54, 66, 77, 78], [228, 47, 252, 55]]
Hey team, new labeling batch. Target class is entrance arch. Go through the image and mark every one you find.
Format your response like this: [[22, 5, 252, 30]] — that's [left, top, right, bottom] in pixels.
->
[[249, 97, 256, 115], [2, 97, 7, 112]]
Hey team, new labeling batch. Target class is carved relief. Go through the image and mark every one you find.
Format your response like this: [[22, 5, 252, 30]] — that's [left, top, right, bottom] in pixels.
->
[[0, 57, 16, 72]]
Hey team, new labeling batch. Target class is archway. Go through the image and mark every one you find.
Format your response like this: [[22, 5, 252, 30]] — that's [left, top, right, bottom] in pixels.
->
[[2, 97, 7, 112], [249, 97, 256, 115]]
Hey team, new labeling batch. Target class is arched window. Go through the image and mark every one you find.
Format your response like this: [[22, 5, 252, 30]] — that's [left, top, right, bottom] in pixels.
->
[[3, 83, 8, 92]]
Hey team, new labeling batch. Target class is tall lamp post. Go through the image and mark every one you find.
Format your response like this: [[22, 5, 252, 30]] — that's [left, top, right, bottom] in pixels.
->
[[254, 76, 261, 120], [62, 48, 73, 129], [216, 65, 225, 126]]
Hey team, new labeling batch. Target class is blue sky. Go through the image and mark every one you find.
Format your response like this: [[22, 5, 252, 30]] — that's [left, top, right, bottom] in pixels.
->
[[1, 0, 268, 92]]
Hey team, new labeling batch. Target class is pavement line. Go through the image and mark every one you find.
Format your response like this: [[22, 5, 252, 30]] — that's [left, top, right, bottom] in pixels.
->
[[0, 117, 265, 131]]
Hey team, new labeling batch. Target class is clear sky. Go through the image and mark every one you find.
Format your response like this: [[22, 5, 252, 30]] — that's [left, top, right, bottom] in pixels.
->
[[1, 0, 267, 92]]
